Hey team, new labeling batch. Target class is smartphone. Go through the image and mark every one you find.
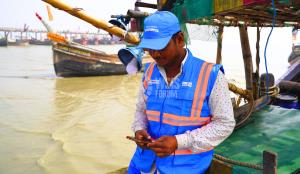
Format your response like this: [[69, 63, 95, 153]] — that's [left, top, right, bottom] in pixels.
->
[[126, 136, 153, 144]]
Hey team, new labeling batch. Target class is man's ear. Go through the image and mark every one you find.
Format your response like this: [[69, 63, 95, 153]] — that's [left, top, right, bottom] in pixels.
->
[[176, 32, 185, 48]]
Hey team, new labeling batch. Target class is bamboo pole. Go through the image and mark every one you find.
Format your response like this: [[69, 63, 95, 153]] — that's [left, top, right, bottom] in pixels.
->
[[42, 0, 140, 45], [216, 25, 224, 64], [253, 25, 261, 99], [239, 26, 254, 91]]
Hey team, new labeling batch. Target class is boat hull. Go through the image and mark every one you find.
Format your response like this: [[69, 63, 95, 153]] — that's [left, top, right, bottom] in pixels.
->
[[0, 38, 8, 46], [8, 39, 29, 46], [29, 39, 52, 45], [52, 42, 127, 77]]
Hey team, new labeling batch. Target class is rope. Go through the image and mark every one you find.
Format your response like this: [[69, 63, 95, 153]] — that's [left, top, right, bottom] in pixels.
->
[[214, 154, 263, 171], [260, 85, 280, 97], [228, 83, 255, 128], [263, 0, 276, 99]]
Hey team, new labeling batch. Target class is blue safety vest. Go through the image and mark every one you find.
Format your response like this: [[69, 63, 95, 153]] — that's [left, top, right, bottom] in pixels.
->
[[130, 49, 223, 174]]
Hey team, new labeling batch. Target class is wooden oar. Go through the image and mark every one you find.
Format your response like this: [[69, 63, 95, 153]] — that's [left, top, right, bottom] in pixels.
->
[[41, 0, 140, 45]]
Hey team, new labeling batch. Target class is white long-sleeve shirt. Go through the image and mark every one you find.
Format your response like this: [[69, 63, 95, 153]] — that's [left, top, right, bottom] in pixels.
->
[[131, 51, 235, 153]]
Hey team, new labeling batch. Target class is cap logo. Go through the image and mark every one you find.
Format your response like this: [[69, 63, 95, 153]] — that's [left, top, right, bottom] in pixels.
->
[[145, 26, 159, 33]]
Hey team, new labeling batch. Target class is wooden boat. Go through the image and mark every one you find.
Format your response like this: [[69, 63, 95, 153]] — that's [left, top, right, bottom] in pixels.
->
[[29, 38, 52, 45], [8, 39, 29, 46], [53, 41, 152, 77], [34, 12, 147, 77], [274, 59, 300, 109], [53, 42, 126, 77], [288, 43, 300, 65], [0, 37, 8, 46]]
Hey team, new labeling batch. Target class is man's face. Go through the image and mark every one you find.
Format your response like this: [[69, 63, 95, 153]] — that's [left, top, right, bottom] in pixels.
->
[[144, 34, 182, 67]]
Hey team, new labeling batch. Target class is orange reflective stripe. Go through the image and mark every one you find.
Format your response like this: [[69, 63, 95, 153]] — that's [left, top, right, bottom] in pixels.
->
[[143, 62, 155, 89], [163, 113, 211, 126], [146, 110, 160, 115], [146, 110, 160, 122], [164, 113, 209, 121], [163, 119, 210, 126], [148, 115, 160, 122], [174, 147, 213, 155], [191, 62, 208, 117], [196, 63, 213, 117]]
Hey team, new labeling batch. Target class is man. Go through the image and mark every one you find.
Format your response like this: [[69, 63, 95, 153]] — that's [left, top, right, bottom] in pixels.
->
[[128, 11, 235, 174]]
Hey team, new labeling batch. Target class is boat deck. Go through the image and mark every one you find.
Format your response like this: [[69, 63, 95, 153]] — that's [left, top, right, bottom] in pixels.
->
[[216, 105, 300, 174]]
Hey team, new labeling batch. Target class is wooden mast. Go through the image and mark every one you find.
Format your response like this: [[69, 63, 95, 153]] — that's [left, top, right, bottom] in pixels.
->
[[42, 0, 140, 45]]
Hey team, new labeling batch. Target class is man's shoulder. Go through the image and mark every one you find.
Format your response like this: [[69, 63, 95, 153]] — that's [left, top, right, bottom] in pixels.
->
[[188, 55, 213, 68]]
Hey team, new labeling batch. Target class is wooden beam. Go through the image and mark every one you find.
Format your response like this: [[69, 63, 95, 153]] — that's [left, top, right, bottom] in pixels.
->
[[263, 151, 277, 174], [253, 25, 261, 100], [135, 1, 157, 9], [239, 26, 254, 91], [127, 10, 149, 18], [216, 25, 224, 64]]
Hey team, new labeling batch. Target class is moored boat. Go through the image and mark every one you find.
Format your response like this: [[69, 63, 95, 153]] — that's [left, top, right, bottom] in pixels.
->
[[52, 42, 152, 77], [29, 38, 52, 45], [8, 39, 29, 46], [0, 37, 8, 46], [53, 42, 126, 77]]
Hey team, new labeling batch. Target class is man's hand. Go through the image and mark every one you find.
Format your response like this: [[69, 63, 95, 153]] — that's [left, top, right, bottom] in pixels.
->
[[147, 136, 178, 157], [135, 129, 152, 149]]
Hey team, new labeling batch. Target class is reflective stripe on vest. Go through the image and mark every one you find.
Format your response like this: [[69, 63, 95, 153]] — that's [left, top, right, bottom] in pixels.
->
[[144, 62, 214, 127], [143, 62, 155, 89], [146, 110, 160, 122], [191, 62, 214, 118]]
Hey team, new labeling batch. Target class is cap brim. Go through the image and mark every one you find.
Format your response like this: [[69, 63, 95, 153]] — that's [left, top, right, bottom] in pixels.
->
[[137, 36, 172, 50]]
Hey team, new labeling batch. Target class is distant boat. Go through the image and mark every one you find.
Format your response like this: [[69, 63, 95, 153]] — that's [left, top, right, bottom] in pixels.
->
[[52, 42, 152, 77], [8, 39, 29, 46], [288, 43, 300, 65], [29, 38, 52, 45], [0, 37, 8, 46]]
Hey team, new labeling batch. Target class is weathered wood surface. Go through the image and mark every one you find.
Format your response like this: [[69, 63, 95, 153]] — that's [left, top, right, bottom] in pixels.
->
[[263, 151, 277, 174], [239, 26, 253, 91], [216, 25, 224, 64], [52, 42, 152, 77], [279, 80, 300, 95]]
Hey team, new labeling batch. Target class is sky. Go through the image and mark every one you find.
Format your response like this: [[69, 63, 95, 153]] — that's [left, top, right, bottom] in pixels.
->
[[0, 0, 156, 33]]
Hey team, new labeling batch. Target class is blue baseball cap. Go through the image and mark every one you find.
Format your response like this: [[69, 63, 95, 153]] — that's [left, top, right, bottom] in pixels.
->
[[137, 11, 181, 50]]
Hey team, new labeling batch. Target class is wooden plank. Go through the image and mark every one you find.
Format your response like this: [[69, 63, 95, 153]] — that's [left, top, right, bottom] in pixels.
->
[[263, 151, 277, 174], [239, 26, 254, 91], [135, 1, 157, 9]]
